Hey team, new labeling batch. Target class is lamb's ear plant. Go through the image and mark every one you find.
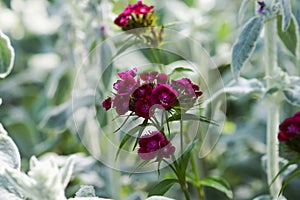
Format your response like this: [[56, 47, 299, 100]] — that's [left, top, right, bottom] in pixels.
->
[[232, 0, 300, 198]]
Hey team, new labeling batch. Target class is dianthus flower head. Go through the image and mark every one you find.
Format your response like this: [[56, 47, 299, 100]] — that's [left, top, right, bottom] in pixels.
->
[[114, 0, 154, 31], [102, 97, 112, 111], [278, 115, 300, 142], [151, 84, 178, 110]]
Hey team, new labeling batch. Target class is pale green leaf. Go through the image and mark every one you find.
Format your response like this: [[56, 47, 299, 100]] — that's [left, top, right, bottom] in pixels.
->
[[0, 133, 21, 170], [231, 16, 264, 77], [277, 14, 300, 57], [280, 0, 292, 31], [75, 185, 96, 197], [0, 31, 14, 78]]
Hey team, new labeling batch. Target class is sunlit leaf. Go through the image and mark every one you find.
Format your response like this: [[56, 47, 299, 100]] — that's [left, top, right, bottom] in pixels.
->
[[0, 31, 14, 78], [231, 16, 264, 77]]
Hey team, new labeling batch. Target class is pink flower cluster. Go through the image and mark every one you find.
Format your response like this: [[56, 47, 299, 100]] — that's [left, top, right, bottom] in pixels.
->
[[278, 112, 300, 142], [102, 68, 203, 119], [138, 131, 175, 160], [114, 0, 154, 28]]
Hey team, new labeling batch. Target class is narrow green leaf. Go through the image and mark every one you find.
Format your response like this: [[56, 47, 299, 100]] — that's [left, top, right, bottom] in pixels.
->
[[270, 159, 298, 186], [148, 179, 179, 197], [180, 139, 199, 176], [231, 16, 264, 78], [277, 14, 300, 57], [169, 67, 193, 76], [280, 0, 292, 31], [168, 113, 218, 126], [132, 120, 148, 151], [100, 41, 114, 89], [200, 176, 233, 199], [279, 169, 300, 196], [0, 31, 14, 78], [115, 125, 143, 160]]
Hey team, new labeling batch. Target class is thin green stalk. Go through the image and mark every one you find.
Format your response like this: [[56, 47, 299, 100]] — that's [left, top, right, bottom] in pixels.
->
[[180, 117, 184, 155], [264, 10, 281, 197], [190, 154, 204, 199], [180, 181, 191, 200], [150, 48, 163, 72]]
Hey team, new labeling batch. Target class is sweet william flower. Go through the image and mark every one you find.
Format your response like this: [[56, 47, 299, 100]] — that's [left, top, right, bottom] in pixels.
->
[[138, 131, 175, 160], [114, 1, 154, 31], [132, 83, 153, 99], [157, 73, 168, 84], [151, 84, 178, 110], [278, 114, 300, 142], [113, 95, 130, 115], [102, 97, 112, 111], [140, 71, 158, 82], [135, 98, 153, 119]]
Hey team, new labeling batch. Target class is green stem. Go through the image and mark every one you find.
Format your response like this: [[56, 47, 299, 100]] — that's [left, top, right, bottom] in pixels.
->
[[264, 12, 282, 198], [180, 181, 191, 200], [150, 48, 163, 72], [180, 117, 184, 155], [190, 154, 205, 199]]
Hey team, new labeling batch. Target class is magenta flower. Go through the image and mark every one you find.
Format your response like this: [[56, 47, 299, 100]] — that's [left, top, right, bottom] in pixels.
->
[[102, 97, 112, 111], [113, 77, 138, 96], [151, 84, 178, 110], [172, 78, 202, 97], [138, 131, 175, 160], [113, 95, 130, 115], [118, 68, 137, 79], [135, 98, 153, 119], [278, 114, 300, 142], [114, 13, 130, 27], [114, 1, 154, 30], [140, 71, 158, 82], [157, 73, 168, 84], [132, 83, 153, 99], [131, 0, 154, 15]]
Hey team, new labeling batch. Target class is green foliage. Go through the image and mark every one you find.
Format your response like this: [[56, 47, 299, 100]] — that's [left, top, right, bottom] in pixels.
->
[[277, 15, 300, 57], [199, 176, 233, 199], [147, 179, 178, 197]]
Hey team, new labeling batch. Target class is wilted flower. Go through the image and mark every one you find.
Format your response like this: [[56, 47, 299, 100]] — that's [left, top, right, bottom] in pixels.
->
[[138, 131, 175, 160], [157, 73, 168, 84]]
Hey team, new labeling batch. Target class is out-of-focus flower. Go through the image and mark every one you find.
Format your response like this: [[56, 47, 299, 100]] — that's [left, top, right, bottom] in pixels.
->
[[157, 73, 168, 84], [140, 71, 158, 82], [138, 131, 175, 160], [114, 1, 154, 31], [113, 95, 130, 115], [151, 84, 178, 110]]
